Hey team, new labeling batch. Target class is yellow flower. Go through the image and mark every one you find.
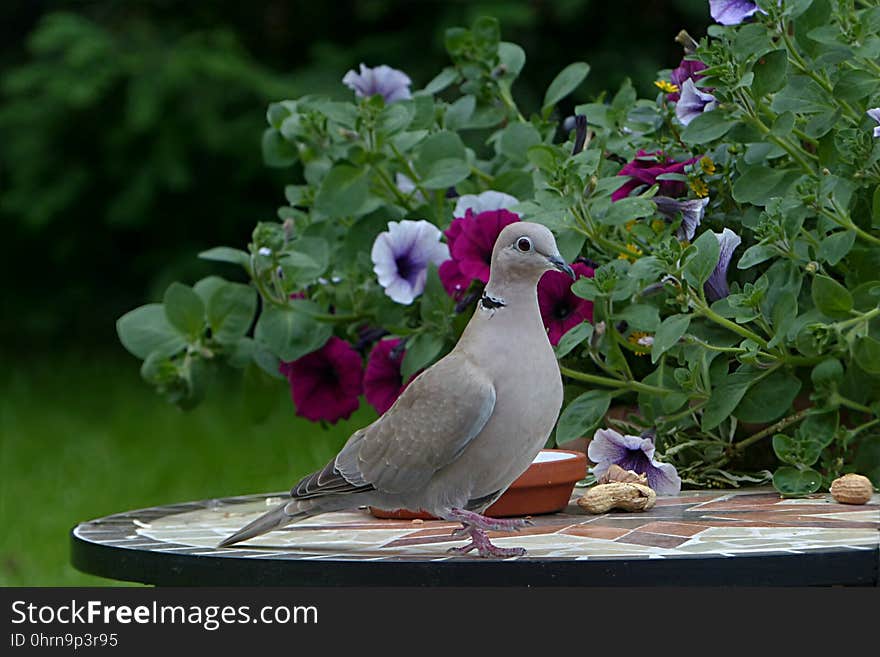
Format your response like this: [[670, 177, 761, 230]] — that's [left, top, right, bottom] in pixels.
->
[[690, 179, 709, 198], [625, 220, 636, 232], [618, 243, 643, 262], [628, 331, 653, 356], [699, 156, 716, 175], [651, 220, 666, 234], [654, 80, 679, 94]]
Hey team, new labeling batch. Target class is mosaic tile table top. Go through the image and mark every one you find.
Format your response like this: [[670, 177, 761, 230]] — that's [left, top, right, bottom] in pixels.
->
[[71, 487, 879, 586]]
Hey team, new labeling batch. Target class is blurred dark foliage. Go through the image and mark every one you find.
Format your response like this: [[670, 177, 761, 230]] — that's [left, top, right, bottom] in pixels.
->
[[0, 0, 709, 350]]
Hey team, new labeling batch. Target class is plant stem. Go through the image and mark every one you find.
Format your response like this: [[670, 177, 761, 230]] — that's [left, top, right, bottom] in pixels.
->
[[559, 366, 673, 396], [690, 294, 770, 350], [733, 407, 812, 454]]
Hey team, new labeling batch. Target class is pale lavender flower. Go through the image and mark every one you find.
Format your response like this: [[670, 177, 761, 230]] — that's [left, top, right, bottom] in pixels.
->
[[704, 227, 742, 302], [676, 79, 718, 126], [343, 64, 412, 103], [709, 0, 762, 25], [396, 173, 426, 204], [637, 335, 654, 347], [371, 220, 449, 305], [868, 108, 880, 138], [588, 428, 681, 495], [654, 196, 710, 241], [453, 191, 519, 218]]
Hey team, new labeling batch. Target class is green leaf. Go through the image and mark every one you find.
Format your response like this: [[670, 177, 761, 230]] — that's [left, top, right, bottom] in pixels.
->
[[680, 111, 737, 145], [163, 283, 205, 339], [401, 333, 444, 381], [751, 49, 788, 96], [424, 67, 458, 94], [555, 390, 612, 445], [811, 274, 853, 319], [683, 230, 721, 288], [811, 357, 844, 388], [415, 131, 466, 175], [498, 42, 526, 78], [254, 304, 332, 362], [420, 263, 454, 326], [818, 230, 855, 266], [772, 434, 803, 466], [854, 336, 880, 375], [731, 166, 793, 204], [314, 164, 369, 218], [738, 244, 777, 269], [261, 128, 297, 168], [420, 158, 470, 189], [615, 304, 660, 331], [702, 369, 761, 431], [873, 185, 880, 228], [281, 237, 330, 284], [207, 282, 257, 344], [378, 102, 415, 134], [199, 247, 251, 268], [444, 95, 476, 130], [193, 276, 227, 306], [652, 314, 690, 363], [773, 466, 822, 496], [735, 369, 802, 423], [602, 197, 655, 226], [771, 76, 829, 114], [117, 304, 187, 360], [554, 322, 592, 359], [542, 62, 590, 112], [498, 123, 542, 163]]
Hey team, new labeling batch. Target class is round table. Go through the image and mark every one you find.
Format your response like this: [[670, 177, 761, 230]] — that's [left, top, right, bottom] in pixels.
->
[[71, 487, 879, 586]]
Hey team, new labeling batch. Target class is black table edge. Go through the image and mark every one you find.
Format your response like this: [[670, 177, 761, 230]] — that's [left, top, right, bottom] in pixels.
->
[[70, 527, 879, 587]]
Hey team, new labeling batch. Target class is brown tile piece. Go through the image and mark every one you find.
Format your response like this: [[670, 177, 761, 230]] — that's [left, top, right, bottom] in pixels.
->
[[638, 521, 709, 537], [560, 525, 631, 540]]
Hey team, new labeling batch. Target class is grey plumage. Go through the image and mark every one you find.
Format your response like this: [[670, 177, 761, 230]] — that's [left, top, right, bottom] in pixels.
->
[[219, 222, 572, 555]]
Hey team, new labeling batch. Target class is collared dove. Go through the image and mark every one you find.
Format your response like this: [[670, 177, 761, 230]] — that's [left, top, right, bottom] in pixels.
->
[[219, 222, 575, 557]]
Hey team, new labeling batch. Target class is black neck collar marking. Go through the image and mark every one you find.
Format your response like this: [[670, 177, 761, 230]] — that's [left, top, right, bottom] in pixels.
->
[[480, 292, 506, 310]]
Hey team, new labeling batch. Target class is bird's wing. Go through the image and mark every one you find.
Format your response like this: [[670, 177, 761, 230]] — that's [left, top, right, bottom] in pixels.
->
[[290, 352, 496, 499]]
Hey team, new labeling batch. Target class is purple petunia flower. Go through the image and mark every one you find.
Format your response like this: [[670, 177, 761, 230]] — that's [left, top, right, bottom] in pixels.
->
[[676, 79, 718, 126], [868, 108, 880, 138], [709, 0, 762, 26], [704, 227, 742, 302], [654, 196, 710, 241], [537, 262, 595, 346], [588, 428, 681, 495], [453, 190, 519, 218], [371, 220, 449, 305], [342, 64, 412, 103], [668, 58, 708, 102]]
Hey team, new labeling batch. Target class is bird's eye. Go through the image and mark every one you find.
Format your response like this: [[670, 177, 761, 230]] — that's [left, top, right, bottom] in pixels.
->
[[516, 237, 532, 252]]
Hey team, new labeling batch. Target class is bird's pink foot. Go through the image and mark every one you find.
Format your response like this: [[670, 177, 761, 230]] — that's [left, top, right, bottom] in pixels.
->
[[444, 508, 530, 557]]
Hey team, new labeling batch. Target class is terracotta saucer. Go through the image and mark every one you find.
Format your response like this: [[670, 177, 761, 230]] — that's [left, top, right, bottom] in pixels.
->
[[369, 449, 587, 520]]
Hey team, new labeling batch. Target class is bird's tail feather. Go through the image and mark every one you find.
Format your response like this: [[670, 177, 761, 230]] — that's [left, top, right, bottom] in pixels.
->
[[217, 502, 306, 548]]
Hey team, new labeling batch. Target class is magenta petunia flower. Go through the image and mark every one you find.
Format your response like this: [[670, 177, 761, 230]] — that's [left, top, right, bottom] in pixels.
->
[[438, 208, 520, 296], [342, 63, 412, 103], [538, 262, 595, 346], [279, 337, 364, 424], [704, 228, 742, 302], [709, 0, 762, 26], [363, 338, 413, 415], [676, 79, 718, 126], [450, 209, 520, 282], [588, 428, 681, 495], [668, 58, 707, 102], [613, 150, 698, 201]]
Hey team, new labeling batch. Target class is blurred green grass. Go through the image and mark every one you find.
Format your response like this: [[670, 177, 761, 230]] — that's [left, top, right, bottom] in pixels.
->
[[0, 353, 375, 586]]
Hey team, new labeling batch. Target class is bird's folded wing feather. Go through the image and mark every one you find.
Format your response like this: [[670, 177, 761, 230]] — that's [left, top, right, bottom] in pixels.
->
[[290, 353, 496, 499]]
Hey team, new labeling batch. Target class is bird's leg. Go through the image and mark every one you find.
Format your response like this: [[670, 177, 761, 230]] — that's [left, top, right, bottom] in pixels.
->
[[444, 508, 532, 557]]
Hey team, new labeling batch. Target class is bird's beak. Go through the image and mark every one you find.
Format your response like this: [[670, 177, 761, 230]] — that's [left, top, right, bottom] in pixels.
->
[[547, 255, 575, 279]]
